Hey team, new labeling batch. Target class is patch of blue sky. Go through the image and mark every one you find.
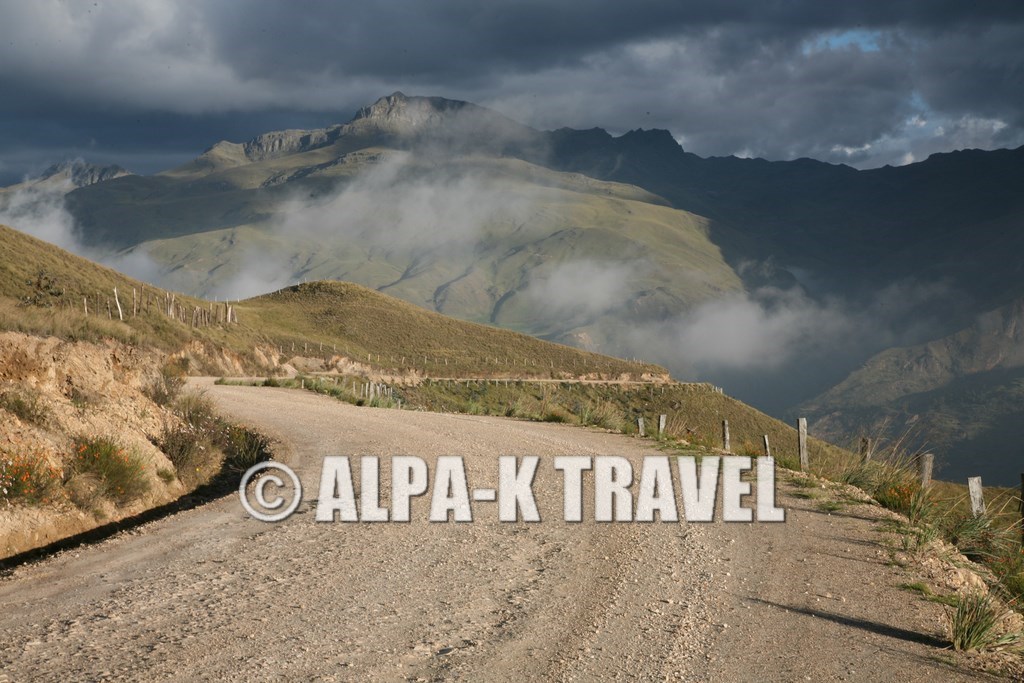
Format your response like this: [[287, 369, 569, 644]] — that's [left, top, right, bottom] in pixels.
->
[[803, 29, 883, 54]]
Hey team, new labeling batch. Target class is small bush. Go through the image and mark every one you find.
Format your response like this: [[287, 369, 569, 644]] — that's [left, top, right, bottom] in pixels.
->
[[0, 450, 62, 505], [945, 513, 1000, 561], [71, 437, 150, 504], [145, 358, 188, 407], [990, 547, 1024, 604], [175, 392, 218, 430], [0, 390, 49, 427], [875, 481, 919, 516], [221, 425, 271, 472], [948, 591, 1022, 652], [838, 460, 879, 492], [576, 400, 622, 430], [158, 424, 214, 486]]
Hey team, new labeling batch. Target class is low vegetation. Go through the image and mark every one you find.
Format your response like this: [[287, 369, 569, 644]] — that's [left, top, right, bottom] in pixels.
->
[[949, 591, 1022, 652], [158, 391, 272, 486], [69, 436, 150, 505], [0, 389, 49, 427], [0, 450, 62, 506]]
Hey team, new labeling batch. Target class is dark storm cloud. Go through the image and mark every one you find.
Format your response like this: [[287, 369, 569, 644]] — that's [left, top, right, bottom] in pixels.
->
[[1, 0, 1023, 180]]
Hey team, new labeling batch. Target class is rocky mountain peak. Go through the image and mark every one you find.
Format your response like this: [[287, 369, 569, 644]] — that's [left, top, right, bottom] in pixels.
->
[[349, 92, 473, 135], [39, 159, 131, 188]]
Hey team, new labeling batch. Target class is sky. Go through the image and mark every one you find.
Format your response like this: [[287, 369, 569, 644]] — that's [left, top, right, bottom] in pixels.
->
[[1, 0, 1023, 184]]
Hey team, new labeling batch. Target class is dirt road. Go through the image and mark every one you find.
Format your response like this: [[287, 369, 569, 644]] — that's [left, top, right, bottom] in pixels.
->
[[0, 384, 982, 681]]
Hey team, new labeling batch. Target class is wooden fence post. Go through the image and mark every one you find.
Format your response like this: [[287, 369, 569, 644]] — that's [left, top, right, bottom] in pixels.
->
[[722, 420, 730, 452], [763, 435, 771, 458], [798, 418, 808, 472], [658, 414, 666, 439], [637, 416, 645, 437], [967, 476, 986, 517], [918, 454, 934, 490], [859, 437, 872, 463]]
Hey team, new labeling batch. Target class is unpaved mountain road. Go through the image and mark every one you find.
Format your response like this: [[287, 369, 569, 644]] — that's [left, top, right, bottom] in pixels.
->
[[0, 383, 984, 681]]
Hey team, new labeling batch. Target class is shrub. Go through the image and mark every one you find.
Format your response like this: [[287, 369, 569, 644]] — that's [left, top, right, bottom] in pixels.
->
[[0, 450, 62, 506], [71, 436, 150, 504], [987, 543, 1024, 604], [144, 358, 189, 407], [0, 390, 49, 427], [175, 391, 218, 431], [944, 513, 1001, 561], [157, 424, 214, 486], [220, 425, 271, 472], [576, 400, 623, 431], [874, 481, 919, 516]]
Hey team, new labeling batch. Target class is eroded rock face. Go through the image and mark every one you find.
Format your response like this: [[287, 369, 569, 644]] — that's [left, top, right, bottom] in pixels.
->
[[39, 159, 132, 188], [241, 126, 344, 162]]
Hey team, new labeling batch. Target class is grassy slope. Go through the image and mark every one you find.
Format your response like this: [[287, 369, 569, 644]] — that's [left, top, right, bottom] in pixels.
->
[[0, 224, 663, 379], [1, 222, 852, 469], [63, 144, 744, 347]]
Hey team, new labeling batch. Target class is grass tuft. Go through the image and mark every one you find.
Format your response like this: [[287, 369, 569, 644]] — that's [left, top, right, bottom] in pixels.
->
[[948, 591, 1022, 652], [70, 436, 150, 505]]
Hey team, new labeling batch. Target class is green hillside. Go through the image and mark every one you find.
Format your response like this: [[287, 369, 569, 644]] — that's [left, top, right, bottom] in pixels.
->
[[0, 223, 663, 380]]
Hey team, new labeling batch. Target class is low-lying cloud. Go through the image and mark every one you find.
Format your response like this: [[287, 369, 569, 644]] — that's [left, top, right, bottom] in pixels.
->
[[0, 176, 164, 286], [619, 280, 957, 412]]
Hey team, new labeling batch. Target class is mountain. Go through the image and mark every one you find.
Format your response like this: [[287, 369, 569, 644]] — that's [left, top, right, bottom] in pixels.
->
[[55, 93, 744, 355], [3, 93, 1024, 482], [0, 159, 131, 196], [801, 298, 1024, 485]]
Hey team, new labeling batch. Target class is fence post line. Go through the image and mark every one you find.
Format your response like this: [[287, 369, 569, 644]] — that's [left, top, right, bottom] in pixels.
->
[[967, 476, 986, 517], [797, 418, 809, 472], [918, 454, 934, 490], [722, 420, 730, 453]]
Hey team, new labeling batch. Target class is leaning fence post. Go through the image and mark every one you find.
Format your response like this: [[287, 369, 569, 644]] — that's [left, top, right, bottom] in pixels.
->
[[859, 437, 872, 463], [658, 414, 666, 439], [637, 416, 645, 437], [967, 476, 986, 517], [722, 420, 730, 452], [918, 454, 934, 490], [797, 418, 808, 472], [763, 435, 771, 458], [112, 287, 124, 321]]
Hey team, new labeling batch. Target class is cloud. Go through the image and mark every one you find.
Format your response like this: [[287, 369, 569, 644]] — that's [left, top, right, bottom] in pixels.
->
[[0, 177, 164, 285], [1, 1, 1023, 176], [616, 280, 959, 412], [215, 248, 295, 301], [523, 259, 639, 317]]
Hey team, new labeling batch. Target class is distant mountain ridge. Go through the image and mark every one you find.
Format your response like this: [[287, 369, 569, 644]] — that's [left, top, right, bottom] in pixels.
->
[[802, 298, 1024, 484], [4, 92, 1024, 482]]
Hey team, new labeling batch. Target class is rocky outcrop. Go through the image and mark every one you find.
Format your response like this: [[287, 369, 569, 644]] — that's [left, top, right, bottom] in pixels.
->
[[39, 159, 132, 188]]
